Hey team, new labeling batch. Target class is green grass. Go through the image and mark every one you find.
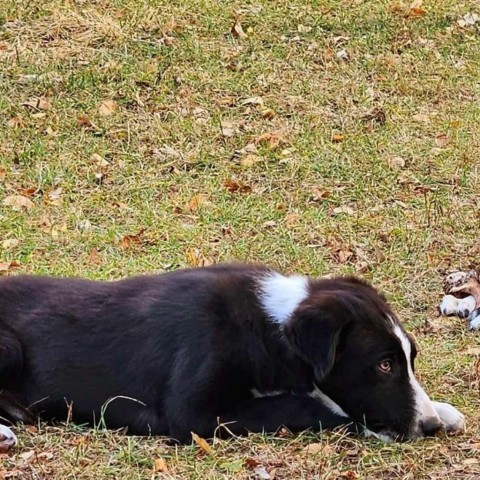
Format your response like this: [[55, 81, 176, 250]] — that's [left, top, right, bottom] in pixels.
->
[[1, 0, 480, 477]]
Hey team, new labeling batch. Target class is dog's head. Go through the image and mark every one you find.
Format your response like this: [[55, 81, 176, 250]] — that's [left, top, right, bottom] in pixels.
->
[[260, 273, 443, 441]]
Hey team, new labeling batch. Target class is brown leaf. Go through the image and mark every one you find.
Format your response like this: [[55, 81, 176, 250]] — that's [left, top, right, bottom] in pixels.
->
[[260, 108, 275, 119], [3, 195, 34, 210], [334, 249, 354, 263], [154, 457, 169, 473], [46, 188, 63, 206], [244, 458, 261, 469], [2, 239, 19, 250], [332, 205, 355, 216], [240, 154, 262, 167], [331, 133, 344, 143], [186, 194, 209, 212], [77, 114, 94, 128], [7, 117, 24, 128], [23, 97, 51, 111], [285, 213, 300, 227], [0, 260, 20, 272], [90, 153, 110, 168], [311, 188, 331, 201], [435, 134, 450, 147], [388, 156, 406, 169], [220, 120, 236, 138], [409, 0, 425, 16], [242, 96, 264, 106], [224, 179, 252, 193], [99, 100, 117, 117], [231, 20, 247, 38], [185, 248, 212, 267], [191, 432, 214, 455], [87, 249, 102, 265], [256, 131, 287, 150], [119, 229, 146, 249], [0, 168, 5, 181]]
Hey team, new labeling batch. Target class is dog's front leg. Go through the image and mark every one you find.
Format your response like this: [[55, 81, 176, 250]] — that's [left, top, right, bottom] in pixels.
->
[[217, 393, 356, 438]]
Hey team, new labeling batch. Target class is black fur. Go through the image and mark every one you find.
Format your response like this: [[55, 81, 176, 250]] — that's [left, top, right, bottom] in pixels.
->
[[0, 264, 419, 442]]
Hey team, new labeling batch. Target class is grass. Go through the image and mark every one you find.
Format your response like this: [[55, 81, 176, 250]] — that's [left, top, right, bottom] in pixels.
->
[[1, 0, 480, 477]]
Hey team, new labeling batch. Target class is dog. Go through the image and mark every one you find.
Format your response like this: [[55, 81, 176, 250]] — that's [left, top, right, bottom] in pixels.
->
[[440, 270, 480, 329], [0, 263, 464, 450]]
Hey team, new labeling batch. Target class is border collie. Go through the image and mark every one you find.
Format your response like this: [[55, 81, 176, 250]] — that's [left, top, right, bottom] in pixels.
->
[[0, 264, 464, 450]]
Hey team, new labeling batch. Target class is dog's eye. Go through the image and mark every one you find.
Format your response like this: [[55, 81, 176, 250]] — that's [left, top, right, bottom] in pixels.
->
[[377, 360, 392, 373]]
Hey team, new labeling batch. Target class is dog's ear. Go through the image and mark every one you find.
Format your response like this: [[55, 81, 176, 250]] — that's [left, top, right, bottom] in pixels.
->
[[283, 299, 350, 380]]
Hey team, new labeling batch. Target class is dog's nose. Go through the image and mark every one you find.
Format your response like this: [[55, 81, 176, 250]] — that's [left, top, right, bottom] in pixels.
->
[[421, 417, 443, 437]]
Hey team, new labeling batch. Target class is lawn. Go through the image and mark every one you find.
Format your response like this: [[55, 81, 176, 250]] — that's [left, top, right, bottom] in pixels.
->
[[1, 0, 480, 478]]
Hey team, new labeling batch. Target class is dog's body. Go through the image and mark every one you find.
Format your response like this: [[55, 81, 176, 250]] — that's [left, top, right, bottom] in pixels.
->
[[0, 264, 464, 449]]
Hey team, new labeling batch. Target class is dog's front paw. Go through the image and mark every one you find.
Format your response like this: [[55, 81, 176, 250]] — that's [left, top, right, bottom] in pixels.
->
[[0, 425, 17, 453], [439, 295, 476, 318], [468, 309, 480, 330], [433, 402, 465, 434]]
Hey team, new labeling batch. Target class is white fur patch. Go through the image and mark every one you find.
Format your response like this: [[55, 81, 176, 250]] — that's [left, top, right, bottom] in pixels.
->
[[392, 323, 439, 435], [308, 386, 349, 418], [363, 428, 394, 443], [258, 272, 309, 324], [0, 425, 17, 452], [469, 311, 480, 330], [250, 389, 285, 398], [440, 294, 476, 318], [433, 401, 465, 433]]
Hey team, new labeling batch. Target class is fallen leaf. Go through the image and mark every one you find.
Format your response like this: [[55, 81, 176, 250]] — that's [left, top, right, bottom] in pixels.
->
[[18, 186, 40, 197], [304, 443, 326, 455], [412, 113, 430, 123], [311, 187, 331, 201], [152, 145, 182, 161], [262, 220, 277, 228], [332, 205, 355, 215], [245, 458, 261, 469], [119, 229, 146, 249], [388, 156, 406, 169], [77, 115, 94, 128], [0, 261, 21, 272], [458, 13, 479, 27], [221, 120, 236, 138], [435, 134, 450, 147], [409, 0, 425, 16], [260, 108, 275, 119], [90, 153, 110, 168], [87, 249, 102, 265], [231, 19, 247, 38], [46, 188, 63, 206], [99, 100, 117, 117], [186, 249, 212, 267], [256, 131, 287, 150], [0, 168, 5, 181], [186, 194, 209, 212], [331, 133, 344, 143], [285, 213, 300, 227], [23, 97, 51, 111], [191, 432, 214, 454], [464, 347, 480, 355], [334, 249, 354, 263], [154, 457, 169, 473], [224, 179, 252, 193], [240, 154, 262, 167], [3, 195, 34, 210], [254, 465, 271, 479], [242, 96, 264, 106], [7, 117, 23, 128], [336, 49, 348, 60], [2, 239, 19, 250]]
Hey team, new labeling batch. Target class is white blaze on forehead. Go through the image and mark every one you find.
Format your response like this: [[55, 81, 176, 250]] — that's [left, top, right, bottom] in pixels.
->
[[391, 321, 439, 424], [258, 272, 309, 323]]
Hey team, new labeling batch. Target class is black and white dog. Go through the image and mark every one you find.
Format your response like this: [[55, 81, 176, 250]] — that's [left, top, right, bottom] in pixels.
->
[[0, 264, 464, 450]]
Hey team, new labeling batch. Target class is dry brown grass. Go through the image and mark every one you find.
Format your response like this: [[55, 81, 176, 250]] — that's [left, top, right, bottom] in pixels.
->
[[1, 0, 480, 478]]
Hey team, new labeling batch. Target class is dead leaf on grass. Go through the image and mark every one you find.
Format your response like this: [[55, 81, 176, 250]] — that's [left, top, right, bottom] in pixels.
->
[[331, 133, 344, 143], [0, 168, 6, 181], [435, 134, 450, 147], [224, 179, 252, 193], [186, 249, 213, 267], [87, 249, 102, 265], [2, 239, 19, 250], [311, 187, 331, 201], [3, 195, 34, 210], [240, 154, 262, 167], [186, 194, 210, 212], [304, 443, 335, 455], [0, 260, 20, 272], [388, 156, 406, 169], [409, 0, 425, 16], [98, 100, 117, 116], [242, 96, 264, 106], [191, 432, 214, 454], [7, 117, 24, 128], [285, 213, 300, 227], [256, 131, 287, 150], [333, 248, 354, 264], [77, 115, 97, 130], [153, 457, 169, 473], [22, 97, 51, 111], [332, 205, 355, 215], [46, 188, 63, 206], [231, 19, 247, 38], [260, 108, 275, 119], [221, 120, 237, 138], [119, 229, 146, 249], [90, 153, 110, 168]]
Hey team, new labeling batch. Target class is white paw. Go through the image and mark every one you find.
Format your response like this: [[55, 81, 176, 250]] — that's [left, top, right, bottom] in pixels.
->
[[0, 425, 17, 453], [433, 401, 465, 433], [469, 311, 480, 330], [457, 296, 476, 318], [439, 294, 476, 318]]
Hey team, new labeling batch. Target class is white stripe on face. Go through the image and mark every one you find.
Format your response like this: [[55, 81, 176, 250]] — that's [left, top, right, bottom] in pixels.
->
[[391, 322, 439, 433]]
